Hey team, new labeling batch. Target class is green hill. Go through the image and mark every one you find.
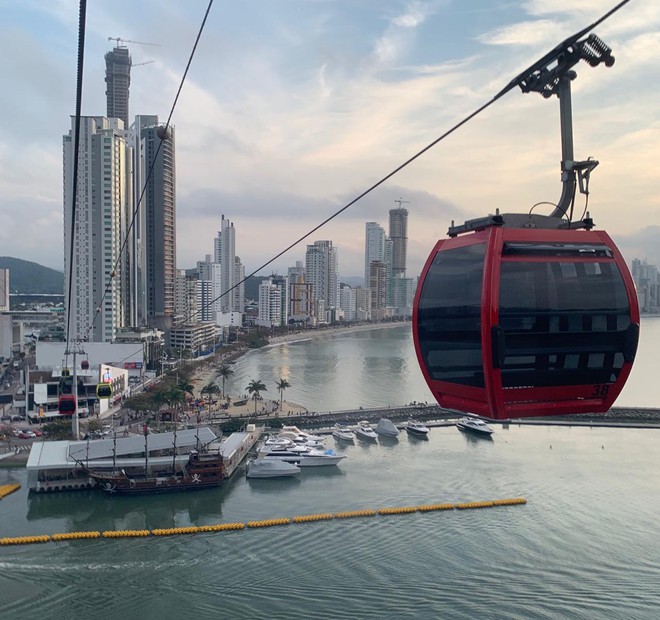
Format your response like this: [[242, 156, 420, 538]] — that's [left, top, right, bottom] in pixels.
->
[[0, 257, 64, 294]]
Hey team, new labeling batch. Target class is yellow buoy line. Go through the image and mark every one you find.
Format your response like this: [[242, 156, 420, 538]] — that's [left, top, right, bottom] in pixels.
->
[[0, 483, 21, 500], [0, 497, 526, 546]]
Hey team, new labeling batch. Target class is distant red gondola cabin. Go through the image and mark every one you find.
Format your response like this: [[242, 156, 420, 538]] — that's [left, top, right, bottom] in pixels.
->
[[58, 394, 77, 416], [413, 228, 640, 419]]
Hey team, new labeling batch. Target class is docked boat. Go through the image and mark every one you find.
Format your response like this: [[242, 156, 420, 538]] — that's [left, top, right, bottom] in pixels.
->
[[405, 419, 429, 436], [86, 447, 225, 494], [258, 444, 346, 467], [355, 421, 378, 442], [246, 458, 300, 478], [456, 417, 494, 436], [276, 431, 325, 448], [332, 424, 355, 442], [279, 425, 324, 442], [375, 418, 400, 438]]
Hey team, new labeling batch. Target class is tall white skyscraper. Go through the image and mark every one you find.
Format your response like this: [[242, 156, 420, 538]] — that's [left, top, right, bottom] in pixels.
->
[[219, 215, 236, 314], [197, 255, 222, 321], [365, 222, 386, 286], [63, 116, 131, 342], [233, 256, 245, 314], [305, 240, 339, 322]]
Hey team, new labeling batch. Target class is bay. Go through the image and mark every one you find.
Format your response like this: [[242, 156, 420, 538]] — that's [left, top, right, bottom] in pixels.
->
[[227, 317, 660, 411]]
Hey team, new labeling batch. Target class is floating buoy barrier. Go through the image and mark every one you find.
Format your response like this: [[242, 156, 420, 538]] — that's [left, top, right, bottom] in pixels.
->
[[492, 497, 527, 506], [292, 513, 334, 523], [0, 484, 21, 500], [0, 498, 526, 544], [102, 530, 150, 538], [247, 518, 291, 528], [333, 509, 377, 519], [51, 531, 100, 541], [378, 506, 418, 515], [417, 503, 455, 512], [0, 535, 50, 545], [455, 501, 495, 510]]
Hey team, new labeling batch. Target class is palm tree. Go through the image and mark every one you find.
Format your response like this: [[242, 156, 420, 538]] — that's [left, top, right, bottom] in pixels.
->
[[246, 379, 267, 415], [201, 382, 220, 414], [216, 364, 234, 398], [176, 378, 195, 400], [275, 378, 291, 411]]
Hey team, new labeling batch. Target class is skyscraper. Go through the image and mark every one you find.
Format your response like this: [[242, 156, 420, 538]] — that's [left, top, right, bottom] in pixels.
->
[[219, 216, 236, 314], [140, 122, 176, 330], [389, 206, 409, 277], [105, 45, 131, 128], [364, 222, 386, 286], [305, 240, 339, 322], [63, 116, 132, 342]]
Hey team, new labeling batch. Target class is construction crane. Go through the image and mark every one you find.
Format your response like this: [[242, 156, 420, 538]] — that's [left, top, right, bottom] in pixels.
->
[[108, 37, 160, 47]]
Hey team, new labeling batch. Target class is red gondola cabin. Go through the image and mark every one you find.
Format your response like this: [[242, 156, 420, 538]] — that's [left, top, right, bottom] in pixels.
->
[[413, 227, 640, 419], [58, 394, 77, 416]]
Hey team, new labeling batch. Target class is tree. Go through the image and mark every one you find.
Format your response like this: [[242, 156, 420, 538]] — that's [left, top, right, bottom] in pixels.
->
[[176, 378, 195, 400], [275, 378, 291, 411], [216, 364, 234, 398], [246, 379, 267, 415], [201, 382, 220, 414]]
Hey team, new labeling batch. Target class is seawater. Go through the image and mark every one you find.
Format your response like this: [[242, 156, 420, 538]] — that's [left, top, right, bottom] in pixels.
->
[[227, 317, 660, 410], [0, 319, 659, 618], [1, 426, 659, 619]]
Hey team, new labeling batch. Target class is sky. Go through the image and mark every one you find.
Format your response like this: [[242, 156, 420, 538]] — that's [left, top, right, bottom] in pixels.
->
[[1, 0, 659, 280]]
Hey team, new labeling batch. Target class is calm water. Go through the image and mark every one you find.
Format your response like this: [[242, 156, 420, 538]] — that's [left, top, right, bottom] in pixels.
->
[[1, 319, 659, 618], [228, 317, 660, 411]]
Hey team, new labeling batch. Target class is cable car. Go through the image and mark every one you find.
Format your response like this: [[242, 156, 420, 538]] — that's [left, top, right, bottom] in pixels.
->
[[413, 33, 639, 420], [96, 383, 113, 399], [81, 359, 89, 370], [413, 226, 639, 419], [58, 394, 77, 415]]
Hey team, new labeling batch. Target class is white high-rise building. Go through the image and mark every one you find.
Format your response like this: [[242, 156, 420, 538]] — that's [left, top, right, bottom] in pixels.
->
[[257, 278, 284, 328], [365, 222, 386, 286], [219, 215, 236, 314], [305, 240, 339, 322], [233, 256, 245, 314], [63, 116, 132, 342], [339, 284, 356, 322], [197, 256, 222, 321], [175, 269, 199, 325], [0, 269, 9, 312]]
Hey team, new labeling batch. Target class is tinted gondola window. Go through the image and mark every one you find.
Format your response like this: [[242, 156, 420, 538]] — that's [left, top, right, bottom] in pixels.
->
[[417, 244, 485, 387], [498, 258, 631, 388]]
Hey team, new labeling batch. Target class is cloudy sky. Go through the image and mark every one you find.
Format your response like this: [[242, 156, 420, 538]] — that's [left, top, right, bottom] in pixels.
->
[[1, 0, 659, 279]]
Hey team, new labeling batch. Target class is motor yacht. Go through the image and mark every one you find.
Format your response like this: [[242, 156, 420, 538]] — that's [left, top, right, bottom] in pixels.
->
[[277, 431, 325, 448], [355, 421, 378, 442], [405, 419, 429, 436], [258, 444, 346, 467], [279, 425, 324, 442], [332, 424, 355, 442], [456, 417, 494, 436], [246, 458, 300, 479], [263, 434, 324, 449]]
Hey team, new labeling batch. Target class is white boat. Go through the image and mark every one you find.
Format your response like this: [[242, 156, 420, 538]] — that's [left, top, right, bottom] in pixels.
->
[[246, 458, 300, 478], [456, 417, 494, 436], [355, 421, 378, 441], [258, 444, 346, 467], [405, 419, 429, 436], [263, 434, 324, 449], [332, 424, 355, 442], [375, 418, 400, 437], [276, 431, 325, 448], [279, 425, 324, 442]]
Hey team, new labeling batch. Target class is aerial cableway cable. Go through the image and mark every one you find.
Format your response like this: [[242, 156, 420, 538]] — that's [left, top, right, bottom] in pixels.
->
[[180, 0, 632, 328]]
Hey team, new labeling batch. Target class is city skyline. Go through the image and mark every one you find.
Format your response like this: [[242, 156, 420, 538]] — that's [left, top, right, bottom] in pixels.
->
[[2, 1, 660, 278]]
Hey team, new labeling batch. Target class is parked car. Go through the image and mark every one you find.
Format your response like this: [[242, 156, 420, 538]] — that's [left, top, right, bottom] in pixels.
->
[[17, 430, 35, 439]]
